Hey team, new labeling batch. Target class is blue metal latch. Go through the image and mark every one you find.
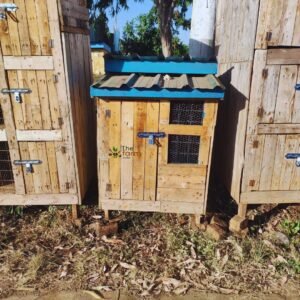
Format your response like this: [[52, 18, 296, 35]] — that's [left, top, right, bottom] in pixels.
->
[[295, 84, 300, 91], [285, 153, 300, 167], [137, 132, 166, 145]]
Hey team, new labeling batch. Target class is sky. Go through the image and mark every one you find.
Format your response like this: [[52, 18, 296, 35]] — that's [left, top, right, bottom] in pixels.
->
[[107, 0, 192, 45]]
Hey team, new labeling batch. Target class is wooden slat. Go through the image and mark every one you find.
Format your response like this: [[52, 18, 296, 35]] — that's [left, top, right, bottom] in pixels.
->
[[292, 66, 300, 123], [15, 0, 31, 55], [274, 65, 298, 123], [47, 0, 77, 194], [271, 135, 286, 190], [132, 101, 146, 200], [144, 101, 159, 201], [25, 0, 41, 55], [257, 124, 300, 134], [279, 135, 298, 190], [292, 1, 300, 46], [19, 142, 34, 194], [35, 0, 52, 55], [3, 56, 54, 70], [36, 142, 51, 193], [121, 101, 134, 199], [46, 142, 60, 193], [0, 193, 78, 205], [267, 48, 300, 65], [98, 99, 110, 203], [36, 71, 52, 129], [157, 188, 204, 202], [258, 135, 277, 190], [159, 124, 210, 136], [16, 130, 62, 141], [0, 48, 25, 194], [108, 101, 121, 199], [241, 191, 300, 204], [101, 199, 204, 214]]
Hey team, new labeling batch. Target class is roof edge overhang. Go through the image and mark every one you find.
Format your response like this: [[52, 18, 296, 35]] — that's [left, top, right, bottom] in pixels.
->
[[90, 85, 224, 99], [105, 59, 218, 75]]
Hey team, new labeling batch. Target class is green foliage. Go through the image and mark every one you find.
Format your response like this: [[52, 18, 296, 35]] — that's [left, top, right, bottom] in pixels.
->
[[281, 220, 300, 236], [6, 206, 24, 216], [121, 7, 188, 56]]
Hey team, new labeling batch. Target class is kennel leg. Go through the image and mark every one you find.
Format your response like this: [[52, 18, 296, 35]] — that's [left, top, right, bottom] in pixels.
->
[[104, 210, 110, 220], [229, 203, 248, 234], [71, 205, 79, 220]]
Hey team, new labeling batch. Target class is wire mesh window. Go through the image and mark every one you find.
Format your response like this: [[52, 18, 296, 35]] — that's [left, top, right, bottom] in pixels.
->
[[168, 135, 200, 164], [169, 101, 204, 125], [0, 105, 4, 125], [0, 142, 15, 188]]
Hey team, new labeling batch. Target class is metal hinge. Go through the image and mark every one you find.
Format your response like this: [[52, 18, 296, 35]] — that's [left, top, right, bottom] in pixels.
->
[[61, 146, 66, 154], [262, 69, 268, 79], [14, 160, 42, 173], [253, 140, 259, 148], [48, 39, 54, 48], [106, 183, 112, 192], [53, 74, 59, 83], [265, 31, 272, 41], [58, 117, 64, 127], [1, 88, 31, 103], [105, 109, 111, 118], [65, 182, 71, 189]]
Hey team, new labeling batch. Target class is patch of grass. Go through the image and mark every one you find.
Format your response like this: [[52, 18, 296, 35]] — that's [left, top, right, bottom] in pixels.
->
[[281, 220, 300, 237]]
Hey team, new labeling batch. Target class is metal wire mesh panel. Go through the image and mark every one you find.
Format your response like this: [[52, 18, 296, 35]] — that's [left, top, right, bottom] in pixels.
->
[[168, 135, 200, 164], [0, 142, 15, 187], [0, 105, 4, 125], [170, 101, 204, 125]]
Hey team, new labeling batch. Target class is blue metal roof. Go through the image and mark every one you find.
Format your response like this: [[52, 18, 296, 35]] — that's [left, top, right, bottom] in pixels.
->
[[90, 42, 111, 53]]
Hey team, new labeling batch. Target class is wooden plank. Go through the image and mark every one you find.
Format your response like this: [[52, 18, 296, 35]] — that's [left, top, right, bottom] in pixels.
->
[[157, 188, 204, 202], [241, 191, 300, 204], [14, 0, 31, 55], [101, 199, 204, 214], [19, 142, 34, 194], [36, 142, 51, 193], [159, 124, 209, 136], [279, 135, 298, 190], [16, 130, 62, 141], [0, 48, 25, 194], [292, 0, 300, 46], [46, 142, 59, 193], [271, 135, 286, 190], [97, 99, 110, 203], [27, 142, 43, 193], [25, 0, 41, 55], [6, 0, 21, 55], [258, 135, 277, 190], [274, 65, 298, 123], [35, 0, 52, 55], [0, 0, 12, 55], [257, 124, 300, 135], [292, 66, 300, 123], [3, 56, 54, 70], [108, 101, 121, 199], [267, 48, 300, 65], [36, 71, 52, 129], [144, 101, 159, 201], [121, 101, 134, 199], [0, 193, 78, 205], [47, 0, 77, 194], [7, 70, 24, 129], [46, 71, 61, 129], [132, 101, 146, 200]]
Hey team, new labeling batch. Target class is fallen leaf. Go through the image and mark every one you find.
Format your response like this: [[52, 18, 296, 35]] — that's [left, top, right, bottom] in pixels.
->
[[119, 262, 136, 269]]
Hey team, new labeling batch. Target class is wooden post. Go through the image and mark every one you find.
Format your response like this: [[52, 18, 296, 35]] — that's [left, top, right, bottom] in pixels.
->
[[71, 204, 79, 220]]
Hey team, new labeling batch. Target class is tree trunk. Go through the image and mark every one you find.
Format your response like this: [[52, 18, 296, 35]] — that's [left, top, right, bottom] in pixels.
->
[[156, 0, 175, 57]]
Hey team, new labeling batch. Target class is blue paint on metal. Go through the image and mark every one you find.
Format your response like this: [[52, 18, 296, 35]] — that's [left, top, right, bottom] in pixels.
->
[[285, 153, 300, 159], [90, 42, 111, 53], [105, 59, 218, 74], [90, 85, 224, 99], [138, 132, 166, 144], [295, 84, 300, 91]]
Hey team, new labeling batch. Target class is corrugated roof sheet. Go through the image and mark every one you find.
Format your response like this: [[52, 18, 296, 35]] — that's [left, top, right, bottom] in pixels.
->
[[97, 73, 225, 91]]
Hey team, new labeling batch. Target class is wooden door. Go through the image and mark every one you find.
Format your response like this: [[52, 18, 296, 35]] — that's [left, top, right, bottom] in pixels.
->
[[242, 49, 300, 203], [98, 100, 160, 203], [255, 0, 300, 49], [98, 99, 217, 213], [0, 0, 77, 197]]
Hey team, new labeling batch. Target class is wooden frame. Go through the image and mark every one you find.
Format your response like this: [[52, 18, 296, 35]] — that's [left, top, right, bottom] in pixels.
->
[[0, 0, 95, 206]]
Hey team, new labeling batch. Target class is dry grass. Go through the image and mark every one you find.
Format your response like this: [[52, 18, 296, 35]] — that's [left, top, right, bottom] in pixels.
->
[[0, 205, 299, 298]]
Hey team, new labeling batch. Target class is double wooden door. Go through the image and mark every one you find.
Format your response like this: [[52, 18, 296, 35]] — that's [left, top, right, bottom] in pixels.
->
[[97, 99, 217, 214], [242, 49, 300, 203]]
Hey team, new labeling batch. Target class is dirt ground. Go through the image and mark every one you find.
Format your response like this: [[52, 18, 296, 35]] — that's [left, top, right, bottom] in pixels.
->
[[0, 204, 300, 299]]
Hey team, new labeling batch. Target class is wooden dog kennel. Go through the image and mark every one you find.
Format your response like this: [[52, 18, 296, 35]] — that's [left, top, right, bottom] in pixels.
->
[[91, 57, 225, 215], [214, 0, 300, 229], [0, 0, 95, 206]]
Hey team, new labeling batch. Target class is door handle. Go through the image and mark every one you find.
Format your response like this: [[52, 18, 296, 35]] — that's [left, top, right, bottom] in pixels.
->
[[14, 160, 42, 173], [137, 132, 166, 145], [285, 153, 300, 167]]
